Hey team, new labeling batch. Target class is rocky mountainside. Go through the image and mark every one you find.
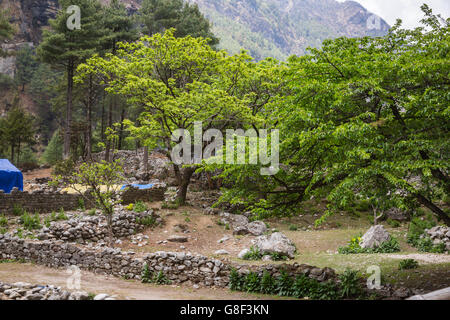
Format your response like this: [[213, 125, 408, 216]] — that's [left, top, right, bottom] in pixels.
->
[[189, 0, 390, 60], [0, 0, 390, 63]]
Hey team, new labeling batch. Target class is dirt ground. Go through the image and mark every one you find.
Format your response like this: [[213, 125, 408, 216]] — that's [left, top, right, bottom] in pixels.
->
[[0, 263, 275, 300]]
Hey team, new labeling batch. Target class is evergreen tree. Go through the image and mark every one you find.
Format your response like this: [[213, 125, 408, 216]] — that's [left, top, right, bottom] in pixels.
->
[[0, 9, 14, 57], [139, 0, 218, 46], [37, 0, 106, 159], [0, 106, 35, 164], [15, 46, 38, 92]]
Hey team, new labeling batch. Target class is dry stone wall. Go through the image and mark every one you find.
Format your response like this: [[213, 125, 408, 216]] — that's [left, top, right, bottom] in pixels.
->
[[0, 185, 166, 215], [0, 235, 338, 288]]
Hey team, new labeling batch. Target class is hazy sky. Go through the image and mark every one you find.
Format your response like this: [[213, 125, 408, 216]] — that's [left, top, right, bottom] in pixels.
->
[[337, 0, 449, 29]]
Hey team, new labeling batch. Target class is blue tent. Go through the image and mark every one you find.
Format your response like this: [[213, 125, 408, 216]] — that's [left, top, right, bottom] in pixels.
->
[[0, 159, 23, 193]]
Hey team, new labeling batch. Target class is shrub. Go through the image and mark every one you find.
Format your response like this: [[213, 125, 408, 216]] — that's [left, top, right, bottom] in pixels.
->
[[141, 264, 171, 285], [338, 269, 363, 299], [133, 201, 147, 213], [87, 209, 96, 216], [387, 219, 400, 228], [244, 272, 261, 293], [12, 204, 24, 216], [338, 235, 400, 254], [20, 211, 41, 231], [242, 246, 263, 260], [136, 216, 157, 227], [125, 204, 133, 211], [269, 252, 288, 261], [0, 214, 8, 227], [416, 237, 446, 253], [77, 198, 85, 210], [229, 268, 244, 291], [289, 224, 298, 231], [275, 270, 294, 296], [259, 271, 275, 294], [407, 216, 435, 246], [398, 259, 419, 270]]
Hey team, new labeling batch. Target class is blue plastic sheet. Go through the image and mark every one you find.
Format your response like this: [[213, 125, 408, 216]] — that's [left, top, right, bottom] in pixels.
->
[[120, 184, 154, 191], [0, 159, 23, 193]]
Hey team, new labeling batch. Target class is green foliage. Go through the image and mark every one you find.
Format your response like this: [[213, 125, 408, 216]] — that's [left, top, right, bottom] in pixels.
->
[[141, 264, 171, 285], [136, 216, 157, 227], [338, 235, 400, 254], [87, 209, 97, 216], [19, 212, 41, 231], [416, 237, 446, 253], [338, 269, 363, 299], [15, 46, 39, 91], [407, 216, 436, 246], [42, 130, 63, 166], [12, 204, 24, 217], [387, 219, 400, 228], [0, 214, 8, 227], [242, 246, 263, 260], [288, 224, 298, 231], [209, 6, 450, 227], [139, 0, 218, 46], [398, 259, 419, 270], [133, 201, 147, 213], [0, 9, 14, 57], [77, 198, 85, 210], [0, 106, 35, 165], [229, 268, 363, 300]]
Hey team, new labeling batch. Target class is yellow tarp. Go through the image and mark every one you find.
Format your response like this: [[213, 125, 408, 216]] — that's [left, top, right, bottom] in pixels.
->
[[61, 184, 123, 194]]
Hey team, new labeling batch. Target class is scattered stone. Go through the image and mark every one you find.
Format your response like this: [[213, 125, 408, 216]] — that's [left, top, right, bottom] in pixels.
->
[[214, 249, 230, 255], [238, 248, 250, 259], [254, 232, 296, 258], [167, 235, 188, 243], [93, 293, 110, 301], [360, 225, 391, 249], [246, 221, 267, 236]]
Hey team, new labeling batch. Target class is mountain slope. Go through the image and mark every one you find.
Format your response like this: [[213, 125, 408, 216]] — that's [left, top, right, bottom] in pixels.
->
[[189, 0, 390, 60]]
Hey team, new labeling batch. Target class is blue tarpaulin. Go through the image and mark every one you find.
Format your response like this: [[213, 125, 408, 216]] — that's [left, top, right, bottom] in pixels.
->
[[0, 159, 23, 193], [120, 184, 154, 191]]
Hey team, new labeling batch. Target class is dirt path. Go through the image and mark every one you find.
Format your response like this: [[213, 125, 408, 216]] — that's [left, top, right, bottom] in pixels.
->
[[0, 263, 270, 300], [381, 253, 450, 264]]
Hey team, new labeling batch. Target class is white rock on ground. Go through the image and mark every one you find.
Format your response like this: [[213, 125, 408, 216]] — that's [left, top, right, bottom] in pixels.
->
[[238, 248, 250, 259], [254, 232, 296, 258], [214, 249, 230, 255], [247, 221, 267, 236], [360, 225, 391, 249]]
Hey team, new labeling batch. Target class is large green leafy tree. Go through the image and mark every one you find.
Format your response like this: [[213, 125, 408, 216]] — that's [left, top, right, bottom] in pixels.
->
[[214, 5, 450, 226], [37, 0, 106, 160], [76, 30, 271, 204], [139, 0, 218, 46]]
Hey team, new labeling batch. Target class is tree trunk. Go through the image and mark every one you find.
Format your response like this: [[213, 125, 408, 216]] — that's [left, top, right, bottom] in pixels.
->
[[416, 194, 450, 226], [175, 167, 195, 205], [105, 97, 114, 162], [64, 64, 74, 160], [86, 76, 93, 160], [118, 107, 126, 150], [143, 146, 149, 175], [101, 94, 105, 143]]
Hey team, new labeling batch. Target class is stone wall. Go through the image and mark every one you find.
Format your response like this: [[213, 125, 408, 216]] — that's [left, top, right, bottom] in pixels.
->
[[0, 189, 87, 214], [0, 185, 167, 215], [0, 235, 337, 288]]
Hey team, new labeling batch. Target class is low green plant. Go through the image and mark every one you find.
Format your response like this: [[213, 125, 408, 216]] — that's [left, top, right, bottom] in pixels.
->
[[87, 209, 97, 216], [416, 237, 446, 253], [133, 201, 147, 213], [269, 252, 288, 261], [20, 211, 41, 231], [161, 202, 179, 209], [244, 272, 261, 293], [0, 214, 8, 227], [12, 204, 24, 216], [398, 259, 419, 270], [289, 224, 298, 231], [387, 219, 400, 228], [338, 269, 363, 299], [259, 271, 275, 294], [275, 270, 294, 296], [338, 235, 400, 254], [229, 268, 244, 291], [141, 264, 171, 285], [242, 246, 263, 260], [136, 216, 157, 227], [77, 198, 85, 210]]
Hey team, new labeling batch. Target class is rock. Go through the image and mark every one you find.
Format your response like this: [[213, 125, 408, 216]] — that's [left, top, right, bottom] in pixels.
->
[[246, 221, 267, 236], [214, 249, 230, 255], [262, 255, 272, 261], [70, 291, 89, 300], [254, 232, 296, 259], [360, 225, 391, 249], [393, 287, 411, 299], [167, 235, 188, 243], [93, 293, 109, 301], [217, 236, 230, 244], [238, 249, 250, 259], [233, 226, 249, 235]]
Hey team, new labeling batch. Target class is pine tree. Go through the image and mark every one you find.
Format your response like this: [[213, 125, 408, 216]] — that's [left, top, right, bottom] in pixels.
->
[[139, 0, 218, 46], [0, 9, 14, 57], [37, 0, 106, 160], [0, 106, 35, 164], [15, 46, 38, 92]]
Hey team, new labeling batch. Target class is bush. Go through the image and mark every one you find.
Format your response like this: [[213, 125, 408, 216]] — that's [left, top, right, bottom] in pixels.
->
[[141, 264, 171, 285], [387, 219, 400, 228], [136, 216, 157, 227], [42, 130, 63, 165], [338, 235, 400, 254], [407, 216, 436, 246], [416, 237, 446, 253], [289, 224, 298, 231], [133, 201, 147, 213], [0, 214, 8, 227], [242, 246, 263, 260], [20, 211, 41, 231], [12, 204, 24, 216], [228, 268, 364, 300], [398, 259, 419, 270]]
